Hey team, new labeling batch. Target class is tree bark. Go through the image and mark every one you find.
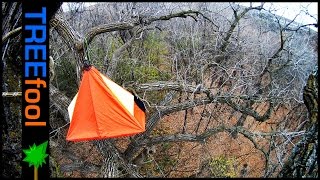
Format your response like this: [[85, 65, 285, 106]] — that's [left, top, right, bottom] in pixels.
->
[[278, 73, 318, 178]]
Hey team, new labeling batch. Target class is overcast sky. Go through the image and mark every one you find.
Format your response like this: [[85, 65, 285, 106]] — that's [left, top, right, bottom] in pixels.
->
[[62, 2, 318, 31], [240, 2, 318, 31]]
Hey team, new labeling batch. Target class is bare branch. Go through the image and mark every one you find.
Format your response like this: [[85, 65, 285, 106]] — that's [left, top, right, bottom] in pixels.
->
[[50, 14, 82, 50], [128, 81, 210, 94], [85, 20, 140, 45], [147, 10, 202, 22], [138, 125, 268, 159], [106, 37, 136, 78], [220, 3, 264, 53], [2, 26, 22, 43], [85, 10, 212, 45]]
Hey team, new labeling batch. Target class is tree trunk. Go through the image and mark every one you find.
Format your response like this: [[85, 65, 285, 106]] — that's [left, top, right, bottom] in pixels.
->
[[278, 73, 318, 178]]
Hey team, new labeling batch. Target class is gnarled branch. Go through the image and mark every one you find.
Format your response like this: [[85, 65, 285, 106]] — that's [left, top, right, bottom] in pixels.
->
[[50, 14, 82, 50]]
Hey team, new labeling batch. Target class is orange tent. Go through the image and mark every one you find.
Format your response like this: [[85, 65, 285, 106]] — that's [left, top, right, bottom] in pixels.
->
[[66, 66, 145, 141]]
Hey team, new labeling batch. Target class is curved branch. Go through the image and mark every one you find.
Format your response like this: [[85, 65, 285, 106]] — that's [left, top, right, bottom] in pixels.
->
[[130, 80, 273, 122], [85, 10, 208, 45], [50, 14, 82, 50], [2, 26, 22, 43], [85, 20, 140, 45], [147, 10, 201, 23]]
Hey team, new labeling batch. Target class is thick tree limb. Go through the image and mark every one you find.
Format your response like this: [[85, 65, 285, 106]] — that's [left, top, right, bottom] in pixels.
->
[[147, 10, 201, 23], [137, 125, 268, 160], [279, 73, 318, 178], [50, 14, 82, 50], [85, 10, 207, 45], [128, 81, 210, 95], [85, 20, 140, 45], [129, 80, 273, 122], [95, 140, 142, 178], [124, 91, 272, 161], [222, 97, 273, 122]]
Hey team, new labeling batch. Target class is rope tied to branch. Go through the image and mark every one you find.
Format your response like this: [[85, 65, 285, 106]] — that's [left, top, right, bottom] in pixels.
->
[[83, 58, 92, 71]]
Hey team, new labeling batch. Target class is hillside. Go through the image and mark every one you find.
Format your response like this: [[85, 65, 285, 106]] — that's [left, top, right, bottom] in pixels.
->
[[2, 2, 317, 178]]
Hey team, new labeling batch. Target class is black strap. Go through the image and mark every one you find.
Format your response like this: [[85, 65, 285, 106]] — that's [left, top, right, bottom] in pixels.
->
[[134, 95, 146, 112], [83, 59, 92, 71]]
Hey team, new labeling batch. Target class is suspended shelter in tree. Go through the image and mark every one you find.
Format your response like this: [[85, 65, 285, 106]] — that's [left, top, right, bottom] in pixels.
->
[[66, 66, 146, 141]]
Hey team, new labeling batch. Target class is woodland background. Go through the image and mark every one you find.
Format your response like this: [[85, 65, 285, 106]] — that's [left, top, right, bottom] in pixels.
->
[[2, 2, 318, 178]]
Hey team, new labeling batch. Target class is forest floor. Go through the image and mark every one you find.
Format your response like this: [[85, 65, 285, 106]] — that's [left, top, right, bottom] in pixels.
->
[[50, 99, 299, 178]]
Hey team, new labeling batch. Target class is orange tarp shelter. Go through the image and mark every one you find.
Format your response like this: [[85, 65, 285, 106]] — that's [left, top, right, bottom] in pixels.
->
[[66, 66, 145, 141]]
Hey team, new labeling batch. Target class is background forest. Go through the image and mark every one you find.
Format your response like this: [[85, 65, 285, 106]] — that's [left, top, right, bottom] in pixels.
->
[[2, 2, 318, 178]]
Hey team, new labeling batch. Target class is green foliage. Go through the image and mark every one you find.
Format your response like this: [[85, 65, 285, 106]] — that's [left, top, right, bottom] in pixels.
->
[[175, 35, 202, 54], [87, 35, 123, 71], [113, 31, 171, 85], [134, 66, 171, 83], [209, 156, 237, 178], [143, 31, 169, 65], [176, 36, 192, 51], [106, 36, 123, 60]]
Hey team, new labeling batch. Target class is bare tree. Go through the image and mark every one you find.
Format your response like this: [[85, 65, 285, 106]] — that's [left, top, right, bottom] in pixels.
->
[[51, 3, 316, 177], [26, 2, 318, 178]]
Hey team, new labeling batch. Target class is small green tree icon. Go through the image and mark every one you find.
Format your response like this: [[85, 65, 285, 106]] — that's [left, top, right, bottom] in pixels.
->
[[23, 141, 48, 180]]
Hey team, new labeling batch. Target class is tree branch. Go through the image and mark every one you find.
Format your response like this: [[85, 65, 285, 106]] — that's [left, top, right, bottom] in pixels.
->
[[138, 125, 268, 159], [124, 91, 177, 160], [147, 10, 201, 23], [220, 3, 264, 53], [85, 10, 207, 45], [85, 20, 140, 45], [50, 14, 82, 50], [106, 36, 136, 78], [223, 97, 273, 122], [2, 26, 22, 43], [128, 81, 210, 95]]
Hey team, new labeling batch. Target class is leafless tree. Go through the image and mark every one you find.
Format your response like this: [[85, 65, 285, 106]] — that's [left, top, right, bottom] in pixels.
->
[[48, 2, 317, 178], [2, 2, 317, 178]]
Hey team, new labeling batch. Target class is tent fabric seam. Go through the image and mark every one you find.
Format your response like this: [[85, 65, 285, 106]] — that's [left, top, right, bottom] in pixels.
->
[[87, 72, 101, 137], [92, 68, 143, 130]]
